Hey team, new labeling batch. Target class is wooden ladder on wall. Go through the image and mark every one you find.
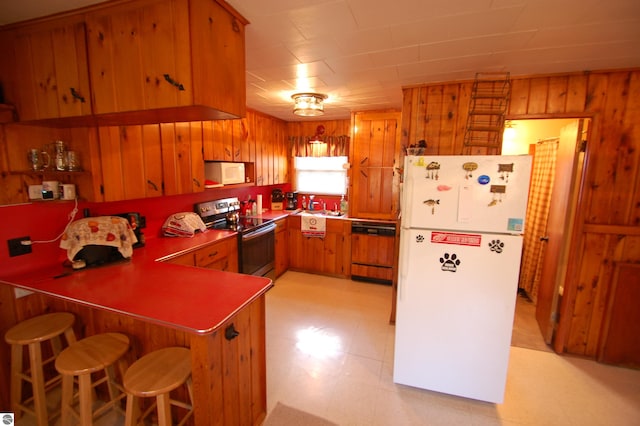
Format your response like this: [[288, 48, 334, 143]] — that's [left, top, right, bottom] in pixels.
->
[[462, 72, 511, 155]]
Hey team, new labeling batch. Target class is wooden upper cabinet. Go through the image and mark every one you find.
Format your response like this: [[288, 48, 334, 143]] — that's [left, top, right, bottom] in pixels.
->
[[86, 0, 192, 114], [85, 0, 246, 120], [350, 111, 402, 220], [5, 18, 92, 121]]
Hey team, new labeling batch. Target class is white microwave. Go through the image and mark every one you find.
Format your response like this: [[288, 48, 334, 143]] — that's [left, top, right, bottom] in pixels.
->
[[205, 162, 245, 185]]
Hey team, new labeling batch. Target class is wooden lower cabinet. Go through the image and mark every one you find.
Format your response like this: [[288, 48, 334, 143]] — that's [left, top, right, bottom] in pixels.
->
[[274, 218, 289, 278], [351, 232, 396, 284], [165, 236, 238, 272], [194, 237, 238, 272], [288, 216, 351, 277]]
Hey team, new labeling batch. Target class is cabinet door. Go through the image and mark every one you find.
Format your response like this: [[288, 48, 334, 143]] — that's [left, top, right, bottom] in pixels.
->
[[86, 0, 192, 114], [10, 20, 91, 120], [189, 0, 246, 118], [195, 237, 238, 273], [98, 124, 163, 201], [160, 122, 204, 196], [351, 112, 401, 220], [351, 234, 395, 266], [274, 218, 289, 277]]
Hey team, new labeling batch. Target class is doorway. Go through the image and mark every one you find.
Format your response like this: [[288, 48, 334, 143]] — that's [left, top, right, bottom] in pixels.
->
[[503, 118, 589, 349]]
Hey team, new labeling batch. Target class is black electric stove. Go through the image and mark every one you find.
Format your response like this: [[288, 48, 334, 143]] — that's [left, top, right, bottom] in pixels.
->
[[194, 197, 273, 234], [194, 197, 276, 278]]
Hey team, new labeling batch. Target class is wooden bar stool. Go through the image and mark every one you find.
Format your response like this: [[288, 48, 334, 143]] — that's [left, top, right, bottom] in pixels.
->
[[123, 347, 193, 426], [55, 332, 130, 426], [4, 312, 76, 426]]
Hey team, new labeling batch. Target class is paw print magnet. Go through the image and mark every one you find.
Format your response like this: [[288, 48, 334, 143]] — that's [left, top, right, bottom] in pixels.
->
[[439, 253, 461, 272], [488, 239, 505, 254]]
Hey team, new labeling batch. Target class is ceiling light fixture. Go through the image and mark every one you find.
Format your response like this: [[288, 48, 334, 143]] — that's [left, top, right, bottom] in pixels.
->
[[292, 92, 327, 117]]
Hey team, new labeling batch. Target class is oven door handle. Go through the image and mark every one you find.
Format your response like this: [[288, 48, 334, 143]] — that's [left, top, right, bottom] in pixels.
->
[[242, 223, 276, 241]]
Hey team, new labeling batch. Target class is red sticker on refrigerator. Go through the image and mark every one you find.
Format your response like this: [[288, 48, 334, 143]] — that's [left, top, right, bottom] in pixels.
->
[[430, 231, 482, 247]]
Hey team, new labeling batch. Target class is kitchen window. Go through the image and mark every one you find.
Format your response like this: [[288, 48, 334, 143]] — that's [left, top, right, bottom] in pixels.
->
[[294, 156, 348, 195]]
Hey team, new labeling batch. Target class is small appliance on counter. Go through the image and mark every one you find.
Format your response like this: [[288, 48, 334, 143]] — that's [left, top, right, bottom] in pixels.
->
[[60, 216, 140, 269], [285, 191, 298, 210], [115, 212, 146, 247], [271, 189, 284, 210]]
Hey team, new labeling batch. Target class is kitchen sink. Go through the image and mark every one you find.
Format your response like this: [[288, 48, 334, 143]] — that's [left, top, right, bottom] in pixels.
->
[[297, 210, 345, 217]]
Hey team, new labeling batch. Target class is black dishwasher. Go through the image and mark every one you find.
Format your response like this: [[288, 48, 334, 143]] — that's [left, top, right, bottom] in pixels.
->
[[351, 221, 397, 285]]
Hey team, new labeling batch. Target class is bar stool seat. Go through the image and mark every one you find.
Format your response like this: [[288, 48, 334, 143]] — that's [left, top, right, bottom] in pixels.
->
[[55, 332, 130, 426], [4, 312, 76, 426], [124, 347, 193, 426]]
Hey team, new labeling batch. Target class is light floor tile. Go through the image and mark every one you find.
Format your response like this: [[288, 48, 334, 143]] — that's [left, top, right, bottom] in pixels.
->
[[267, 271, 640, 426]]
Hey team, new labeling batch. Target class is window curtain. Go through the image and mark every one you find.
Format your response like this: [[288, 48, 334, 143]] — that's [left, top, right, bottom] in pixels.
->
[[289, 135, 349, 157], [518, 138, 559, 303]]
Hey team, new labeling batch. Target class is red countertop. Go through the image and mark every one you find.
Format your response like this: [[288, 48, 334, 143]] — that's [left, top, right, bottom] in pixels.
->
[[0, 225, 274, 336]]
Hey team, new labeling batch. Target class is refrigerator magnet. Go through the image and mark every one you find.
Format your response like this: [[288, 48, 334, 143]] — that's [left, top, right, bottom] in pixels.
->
[[477, 175, 490, 185]]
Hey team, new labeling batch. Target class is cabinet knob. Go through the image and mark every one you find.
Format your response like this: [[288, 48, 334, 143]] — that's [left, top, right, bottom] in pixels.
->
[[225, 324, 239, 341]]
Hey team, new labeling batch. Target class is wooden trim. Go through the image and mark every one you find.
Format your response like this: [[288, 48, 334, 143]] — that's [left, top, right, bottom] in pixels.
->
[[582, 224, 640, 235]]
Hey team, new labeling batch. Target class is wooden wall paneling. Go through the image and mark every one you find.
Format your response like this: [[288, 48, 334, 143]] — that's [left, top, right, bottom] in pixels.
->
[[617, 72, 640, 224], [437, 84, 459, 155], [160, 122, 179, 195], [232, 119, 242, 161], [584, 72, 609, 113], [565, 232, 608, 355], [508, 78, 530, 116], [174, 122, 196, 193], [527, 77, 550, 114], [120, 125, 148, 200], [400, 88, 413, 153], [190, 121, 204, 191], [254, 114, 265, 186], [220, 120, 233, 161], [598, 262, 640, 367], [98, 126, 126, 201], [454, 83, 472, 155], [211, 120, 226, 161], [588, 74, 627, 223], [565, 74, 589, 113], [202, 121, 214, 160], [141, 124, 163, 197], [424, 86, 443, 153], [546, 76, 569, 114]]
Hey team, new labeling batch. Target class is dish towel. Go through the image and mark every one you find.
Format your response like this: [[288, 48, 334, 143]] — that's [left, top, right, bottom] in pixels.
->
[[301, 213, 326, 238], [60, 216, 138, 261]]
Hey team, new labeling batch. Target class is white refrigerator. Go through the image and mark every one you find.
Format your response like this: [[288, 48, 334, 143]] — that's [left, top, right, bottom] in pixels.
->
[[393, 155, 532, 403]]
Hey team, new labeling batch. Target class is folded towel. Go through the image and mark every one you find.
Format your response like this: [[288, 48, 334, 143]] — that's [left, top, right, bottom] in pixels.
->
[[60, 216, 138, 261], [301, 213, 326, 238]]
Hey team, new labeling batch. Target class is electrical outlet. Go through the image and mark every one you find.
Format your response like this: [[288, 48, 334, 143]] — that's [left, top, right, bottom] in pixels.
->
[[8, 236, 32, 257]]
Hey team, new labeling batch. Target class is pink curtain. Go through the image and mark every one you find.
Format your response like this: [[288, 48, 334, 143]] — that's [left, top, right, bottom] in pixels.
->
[[519, 138, 559, 303], [289, 135, 349, 157]]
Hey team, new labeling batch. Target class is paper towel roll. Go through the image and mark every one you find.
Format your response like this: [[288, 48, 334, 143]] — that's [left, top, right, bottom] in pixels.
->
[[257, 194, 263, 213]]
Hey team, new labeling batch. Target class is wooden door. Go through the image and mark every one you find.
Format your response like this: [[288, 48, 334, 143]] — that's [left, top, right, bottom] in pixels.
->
[[10, 20, 91, 120], [351, 111, 401, 220], [535, 119, 586, 343], [86, 0, 192, 114]]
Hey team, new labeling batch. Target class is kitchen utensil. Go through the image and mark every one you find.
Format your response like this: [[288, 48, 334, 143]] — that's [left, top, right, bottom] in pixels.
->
[[227, 211, 239, 223], [66, 151, 80, 171], [28, 149, 49, 171], [54, 140, 67, 171]]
